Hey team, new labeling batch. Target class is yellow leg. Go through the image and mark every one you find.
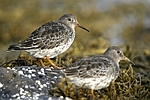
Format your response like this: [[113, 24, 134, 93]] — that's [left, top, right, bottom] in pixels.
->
[[39, 58, 48, 68], [46, 56, 59, 68], [91, 89, 94, 97]]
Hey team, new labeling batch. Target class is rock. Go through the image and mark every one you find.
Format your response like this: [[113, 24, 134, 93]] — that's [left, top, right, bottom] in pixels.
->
[[0, 66, 68, 100]]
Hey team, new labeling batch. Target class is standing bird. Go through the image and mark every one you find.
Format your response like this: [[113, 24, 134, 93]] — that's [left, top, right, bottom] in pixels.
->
[[52, 46, 134, 95], [7, 14, 89, 68]]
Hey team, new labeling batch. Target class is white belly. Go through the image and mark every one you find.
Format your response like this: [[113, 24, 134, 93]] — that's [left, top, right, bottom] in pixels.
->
[[25, 38, 74, 58], [68, 75, 115, 90]]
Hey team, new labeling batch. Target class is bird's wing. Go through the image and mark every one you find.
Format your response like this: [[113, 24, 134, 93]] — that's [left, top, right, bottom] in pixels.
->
[[18, 21, 73, 50], [64, 55, 116, 78]]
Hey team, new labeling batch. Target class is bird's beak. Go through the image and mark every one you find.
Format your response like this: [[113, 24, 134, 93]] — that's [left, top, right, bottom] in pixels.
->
[[76, 22, 89, 32], [122, 55, 135, 65]]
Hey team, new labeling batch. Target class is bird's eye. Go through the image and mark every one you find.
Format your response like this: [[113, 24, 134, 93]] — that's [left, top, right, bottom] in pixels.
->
[[68, 18, 71, 21], [117, 51, 120, 54]]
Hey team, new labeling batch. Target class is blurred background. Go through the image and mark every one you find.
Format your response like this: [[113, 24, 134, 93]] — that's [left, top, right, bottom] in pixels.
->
[[0, 0, 150, 98], [0, 0, 150, 63]]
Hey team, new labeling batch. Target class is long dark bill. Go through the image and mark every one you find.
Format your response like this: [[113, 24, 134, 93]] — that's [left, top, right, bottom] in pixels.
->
[[76, 22, 90, 32]]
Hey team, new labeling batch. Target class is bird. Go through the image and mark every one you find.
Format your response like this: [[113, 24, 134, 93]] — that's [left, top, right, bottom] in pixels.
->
[[46, 46, 135, 95], [7, 14, 89, 68]]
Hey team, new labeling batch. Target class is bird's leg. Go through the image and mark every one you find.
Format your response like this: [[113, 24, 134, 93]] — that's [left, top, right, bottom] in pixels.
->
[[39, 58, 49, 68], [91, 89, 97, 99], [46, 56, 59, 68], [91, 89, 94, 97], [39, 59, 45, 67]]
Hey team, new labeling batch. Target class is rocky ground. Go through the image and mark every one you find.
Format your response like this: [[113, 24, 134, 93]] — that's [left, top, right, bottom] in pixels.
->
[[0, 47, 149, 100]]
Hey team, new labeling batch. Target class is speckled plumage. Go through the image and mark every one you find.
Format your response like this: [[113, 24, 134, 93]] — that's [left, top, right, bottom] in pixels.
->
[[62, 46, 134, 90], [22, 21, 76, 58], [7, 14, 89, 58], [7, 14, 89, 68]]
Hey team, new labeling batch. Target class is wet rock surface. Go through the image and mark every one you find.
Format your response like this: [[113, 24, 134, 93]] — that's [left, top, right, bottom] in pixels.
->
[[0, 66, 67, 100]]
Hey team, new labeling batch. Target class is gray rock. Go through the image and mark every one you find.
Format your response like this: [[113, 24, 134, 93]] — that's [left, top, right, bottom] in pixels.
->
[[0, 66, 67, 100]]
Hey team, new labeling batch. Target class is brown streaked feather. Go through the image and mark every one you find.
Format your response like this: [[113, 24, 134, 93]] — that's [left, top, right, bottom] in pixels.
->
[[16, 21, 72, 50], [64, 55, 116, 78]]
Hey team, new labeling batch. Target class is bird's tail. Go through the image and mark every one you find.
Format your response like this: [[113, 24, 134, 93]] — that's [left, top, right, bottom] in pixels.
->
[[7, 44, 21, 52]]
